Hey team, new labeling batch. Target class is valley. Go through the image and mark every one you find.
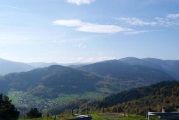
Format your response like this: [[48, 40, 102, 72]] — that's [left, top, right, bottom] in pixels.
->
[[0, 57, 178, 119], [1, 0, 179, 119]]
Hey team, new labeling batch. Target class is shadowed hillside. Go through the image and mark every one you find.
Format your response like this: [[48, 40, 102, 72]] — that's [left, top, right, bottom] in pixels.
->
[[78, 60, 174, 86], [120, 57, 179, 80], [52, 81, 179, 115], [0, 65, 103, 98]]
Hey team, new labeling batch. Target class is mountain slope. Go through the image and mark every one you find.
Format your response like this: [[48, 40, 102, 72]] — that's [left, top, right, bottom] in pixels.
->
[[0, 59, 176, 111], [1, 60, 173, 99], [0, 58, 34, 75], [49, 80, 179, 114], [0, 65, 103, 98], [94, 80, 178, 107], [120, 57, 179, 80], [105, 80, 179, 114], [78, 60, 174, 87]]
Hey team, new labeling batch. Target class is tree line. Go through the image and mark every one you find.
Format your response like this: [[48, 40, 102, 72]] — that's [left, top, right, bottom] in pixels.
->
[[0, 94, 42, 119]]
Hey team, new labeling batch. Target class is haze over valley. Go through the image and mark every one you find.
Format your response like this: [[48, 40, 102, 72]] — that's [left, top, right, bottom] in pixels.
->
[[0, 57, 178, 111], [0, 0, 179, 119]]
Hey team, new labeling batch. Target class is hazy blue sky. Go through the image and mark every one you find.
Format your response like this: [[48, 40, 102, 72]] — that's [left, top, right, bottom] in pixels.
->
[[0, 0, 179, 63]]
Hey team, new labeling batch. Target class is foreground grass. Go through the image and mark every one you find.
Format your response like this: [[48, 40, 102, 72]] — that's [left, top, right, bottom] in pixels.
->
[[91, 113, 145, 120], [19, 113, 150, 120], [19, 118, 53, 120]]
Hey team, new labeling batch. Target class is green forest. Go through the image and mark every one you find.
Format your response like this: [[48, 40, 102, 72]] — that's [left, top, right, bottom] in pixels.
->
[[1, 80, 179, 120], [47, 81, 179, 118]]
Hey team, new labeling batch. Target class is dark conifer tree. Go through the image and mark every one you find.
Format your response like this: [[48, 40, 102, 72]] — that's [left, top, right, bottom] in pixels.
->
[[0, 94, 20, 120], [26, 108, 42, 118]]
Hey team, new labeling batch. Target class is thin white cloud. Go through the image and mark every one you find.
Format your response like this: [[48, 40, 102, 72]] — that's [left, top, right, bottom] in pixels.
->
[[117, 14, 179, 27], [166, 14, 179, 19], [53, 19, 82, 26], [125, 30, 160, 35], [76, 23, 131, 33], [117, 17, 157, 26], [154, 14, 179, 26], [66, 0, 94, 5], [0, 4, 25, 11], [53, 19, 132, 33]]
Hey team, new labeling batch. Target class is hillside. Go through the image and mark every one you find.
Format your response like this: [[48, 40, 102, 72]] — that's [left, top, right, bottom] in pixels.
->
[[52, 81, 179, 115], [0, 58, 60, 75], [91, 80, 179, 108], [0, 59, 176, 111], [0, 58, 34, 75], [0, 65, 103, 98], [106, 81, 179, 115], [1, 57, 178, 81], [120, 57, 179, 80], [78, 60, 174, 87], [0, 65, 109, 110]]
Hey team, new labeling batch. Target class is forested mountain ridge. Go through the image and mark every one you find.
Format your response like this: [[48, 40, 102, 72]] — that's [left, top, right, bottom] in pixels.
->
[[0, 65, 103, 98], [51, 81, 179, 115], [120, 57, 179, 80], [78, 60, 174, 86], [0, 58, 176, 111], [91, 80, 179, 108], [0, 61, 174, 99], [106, 80, 179, 114], [1, 57, 179, 80]]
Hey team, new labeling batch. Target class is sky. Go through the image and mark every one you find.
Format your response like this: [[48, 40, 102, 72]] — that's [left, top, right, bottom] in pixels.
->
[[0, 0, 179, 63]]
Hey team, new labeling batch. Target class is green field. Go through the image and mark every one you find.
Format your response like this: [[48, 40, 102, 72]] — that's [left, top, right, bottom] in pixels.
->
[[8, 89, 104, 110]]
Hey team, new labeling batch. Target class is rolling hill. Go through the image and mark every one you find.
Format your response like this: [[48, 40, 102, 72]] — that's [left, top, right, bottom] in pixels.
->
[[0, 65, 104, 98]]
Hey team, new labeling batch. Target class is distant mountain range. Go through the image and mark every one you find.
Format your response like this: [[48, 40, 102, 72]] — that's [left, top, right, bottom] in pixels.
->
[[0, 57, 177, 109], [0, 58, 58, 75], [119, 57, 179, 80], [0, 57, 177, 95], [0, 58, 34, 75], [0, 60, 174, 99], [78, 60, 174, 85], [1, 57, 179, 80]]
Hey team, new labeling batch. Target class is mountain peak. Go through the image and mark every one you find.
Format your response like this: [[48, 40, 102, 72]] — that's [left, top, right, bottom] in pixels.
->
[[120, 57, 141, 60]]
